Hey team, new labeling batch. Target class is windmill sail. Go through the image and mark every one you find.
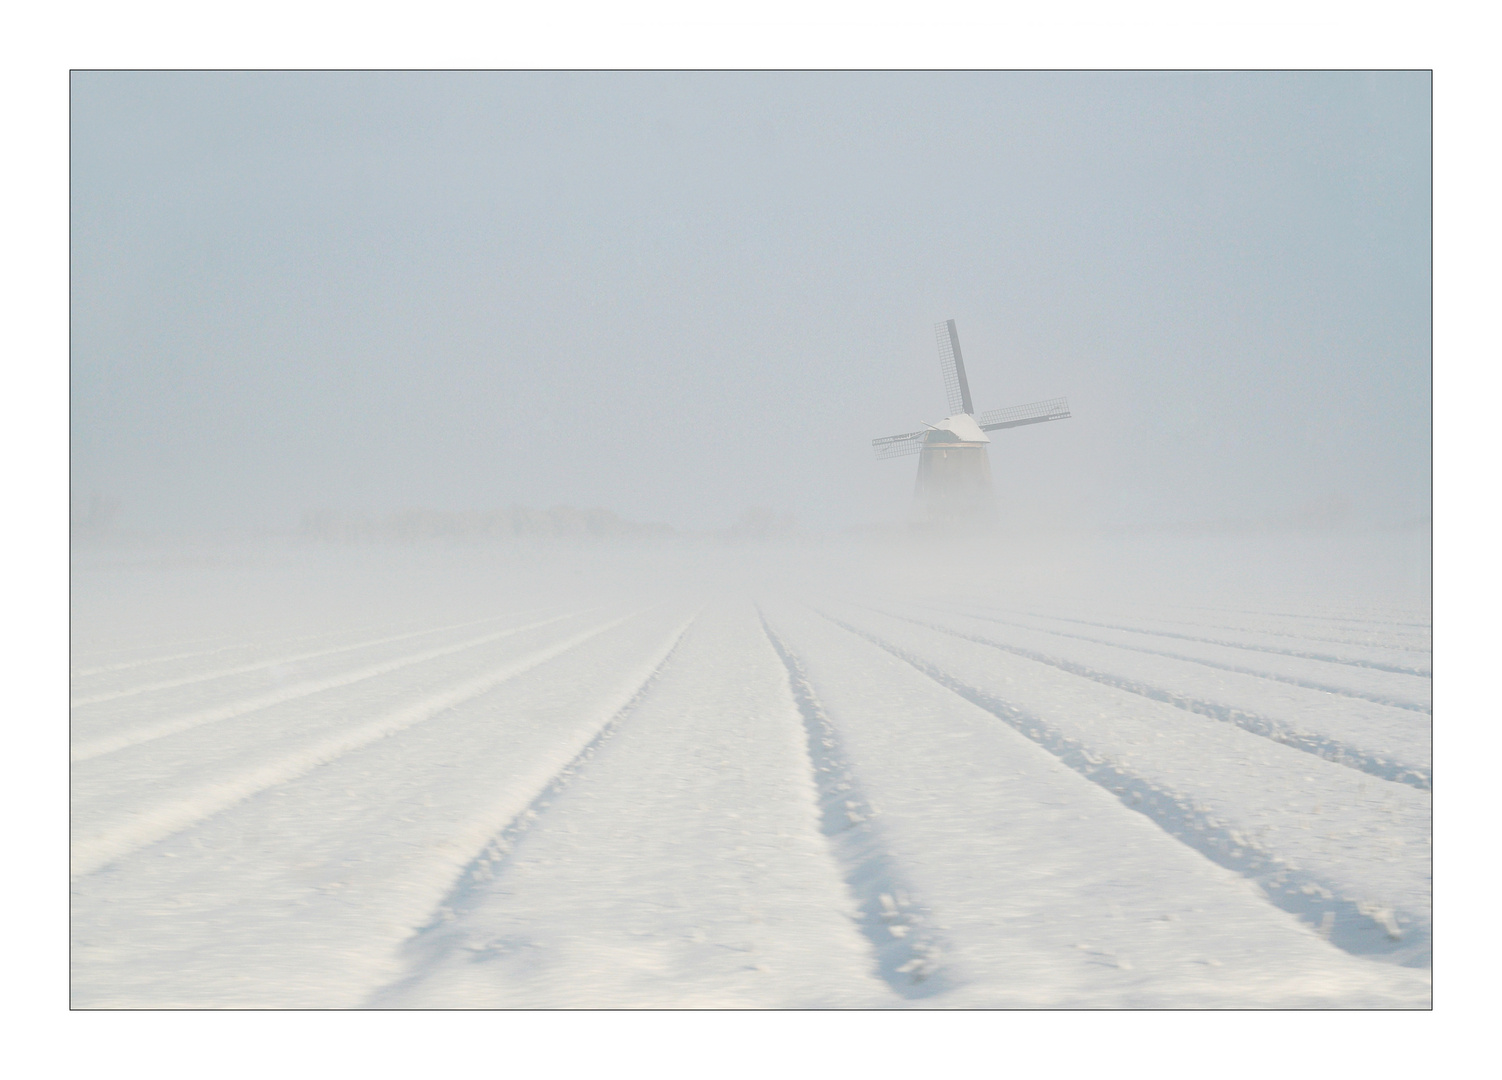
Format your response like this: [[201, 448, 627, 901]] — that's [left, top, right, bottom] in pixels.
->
[[975, 396, 1071, 431], [871, 430, 928, 459], [935, 319, 974, 416]]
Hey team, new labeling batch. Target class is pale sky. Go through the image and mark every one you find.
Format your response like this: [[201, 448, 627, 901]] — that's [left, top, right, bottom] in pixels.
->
[[71, 71, 1430, 532]]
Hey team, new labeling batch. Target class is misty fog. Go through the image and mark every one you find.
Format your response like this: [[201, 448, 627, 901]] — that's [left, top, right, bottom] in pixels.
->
[[71, 71, 1429, 538], [71, 71, 1431, 1010]]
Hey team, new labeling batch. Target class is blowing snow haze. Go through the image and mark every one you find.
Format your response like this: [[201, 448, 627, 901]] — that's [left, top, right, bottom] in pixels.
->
[[70, 71, 1430, 535]]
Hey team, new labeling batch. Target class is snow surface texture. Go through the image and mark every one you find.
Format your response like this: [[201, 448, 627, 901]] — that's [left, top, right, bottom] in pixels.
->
[[70, 535, 1431, 1008]]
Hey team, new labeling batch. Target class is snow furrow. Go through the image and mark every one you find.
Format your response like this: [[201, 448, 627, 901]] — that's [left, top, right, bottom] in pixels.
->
[[1239, 608, 1430, 631], [70, 611, 579, 762], [70, 614, 635, 878], [70, 618, 425, 678], [366, 608, 703, 1005], [759, 610, 951, 999], [819, 608, 1431, 967], [73, 641, 269, 679], [1080, 612, 1432, 655], [70, 539, 1432, 1007], [871, 605, 1429, 790], [70, 628, 264, 673], [943, 608, 1431, 714], [70, 610, 542, 706], [993, 607, 1431, 677], [365, 602, 888, 1009]]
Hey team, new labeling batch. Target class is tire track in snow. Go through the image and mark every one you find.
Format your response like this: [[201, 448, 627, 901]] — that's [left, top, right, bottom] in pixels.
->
[[364, 608, 703, 1006], [759, 610, 951, 999], [70, 613, 637, 879], [866, 605, 1430, 791], [70, 610, 545, 707], [70, 612, 579, 763], [819, 611, 1430, 967], [915, 606, 1431, 714]]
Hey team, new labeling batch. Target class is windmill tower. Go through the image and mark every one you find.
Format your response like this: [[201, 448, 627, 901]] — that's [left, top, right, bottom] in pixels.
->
[[872, 319, 1071, 523]]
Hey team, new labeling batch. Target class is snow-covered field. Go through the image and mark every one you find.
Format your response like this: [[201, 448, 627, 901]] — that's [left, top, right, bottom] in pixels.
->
[[70, 533, 1431, 1008]]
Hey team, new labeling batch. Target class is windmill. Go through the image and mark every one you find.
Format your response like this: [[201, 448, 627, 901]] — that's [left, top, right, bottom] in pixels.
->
[[872, 319, 1071, 522]]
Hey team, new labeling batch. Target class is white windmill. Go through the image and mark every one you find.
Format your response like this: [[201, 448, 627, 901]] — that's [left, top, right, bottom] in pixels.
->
[[872, 319, 1071, 521]]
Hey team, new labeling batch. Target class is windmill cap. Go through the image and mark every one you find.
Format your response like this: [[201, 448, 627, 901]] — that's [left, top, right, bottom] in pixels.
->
[[931, 413, 990, 443]]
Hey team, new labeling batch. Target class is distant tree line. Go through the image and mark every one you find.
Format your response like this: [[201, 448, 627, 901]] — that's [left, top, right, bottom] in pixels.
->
[[298, 505, 674, 543], [71, 493, 120, 535], [725, 506, 800, 541]]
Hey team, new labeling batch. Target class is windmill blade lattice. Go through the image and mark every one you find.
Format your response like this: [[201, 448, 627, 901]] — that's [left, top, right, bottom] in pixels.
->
[[975, 397, 1071, 431], [871, 430, 928, 459], [934, 319, 974, 416]]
